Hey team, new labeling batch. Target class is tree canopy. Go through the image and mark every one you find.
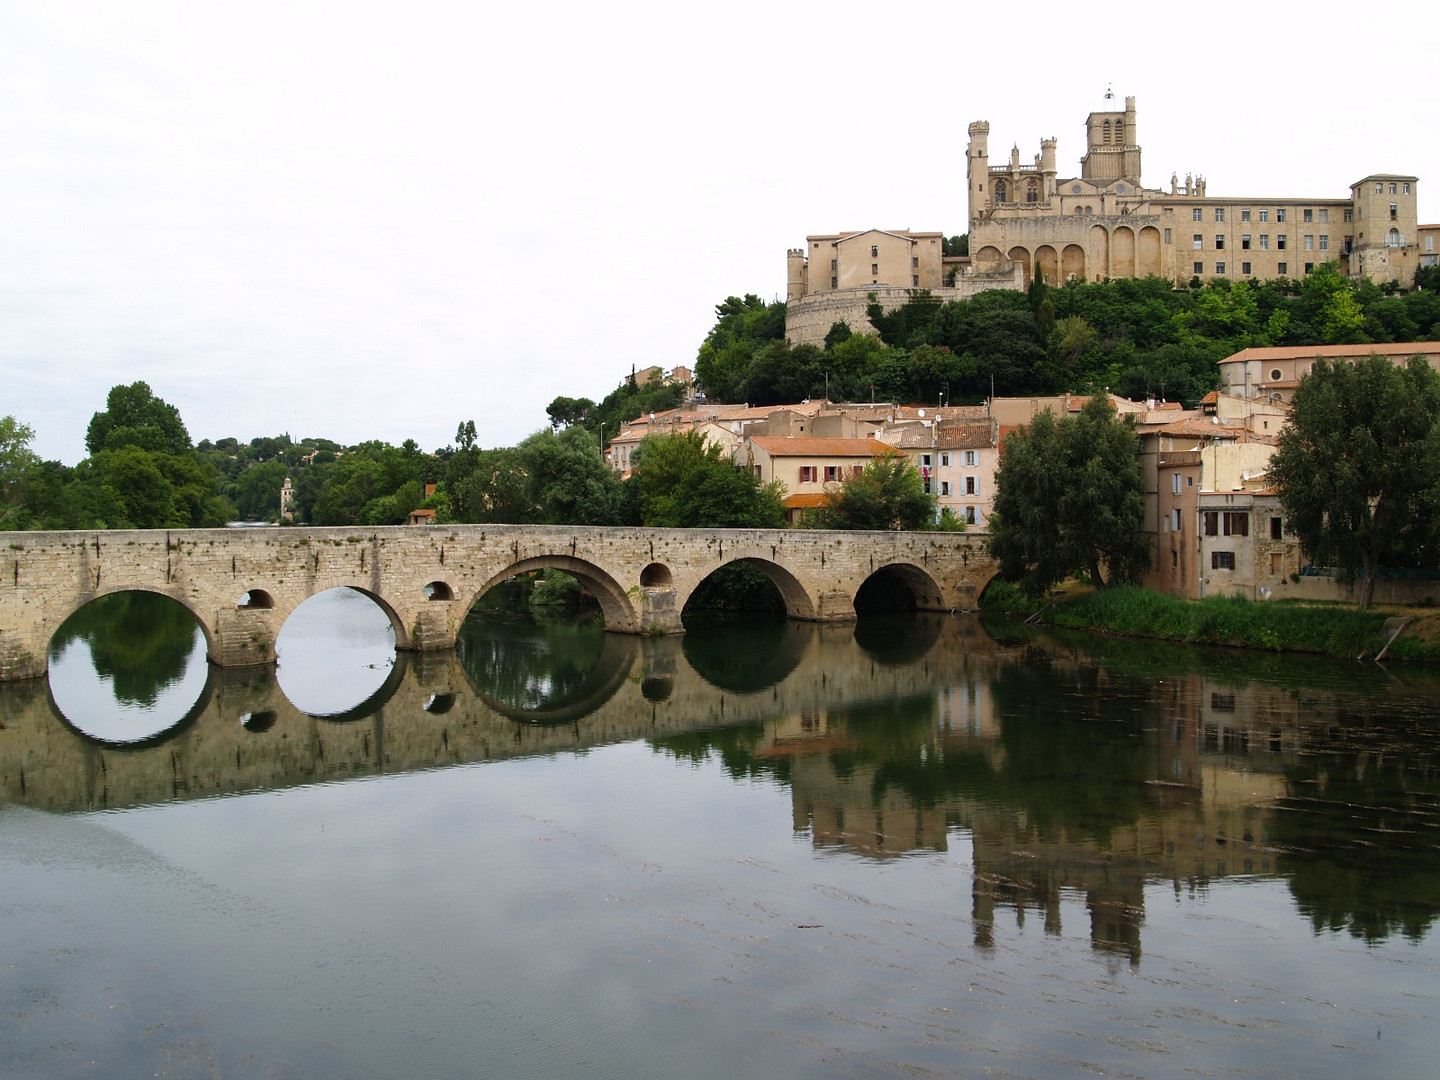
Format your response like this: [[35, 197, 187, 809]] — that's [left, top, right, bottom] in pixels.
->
[[629, 429, 785, 528], [809, 452, 934, 531], [988, 396, 1150, 594], [1268, 355, 1440, 609]]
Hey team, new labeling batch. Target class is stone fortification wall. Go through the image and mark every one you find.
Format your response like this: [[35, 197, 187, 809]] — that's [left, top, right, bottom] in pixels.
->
[[785, 273, 1023, 348]]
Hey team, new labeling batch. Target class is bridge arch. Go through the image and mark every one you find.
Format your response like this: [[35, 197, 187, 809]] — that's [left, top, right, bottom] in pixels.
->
[[468, 555, 639, 633], [681, 556, 818, 623], [49, 585, 217, 665], [856, 562, 946, 611], [271, 584, 409, 653]]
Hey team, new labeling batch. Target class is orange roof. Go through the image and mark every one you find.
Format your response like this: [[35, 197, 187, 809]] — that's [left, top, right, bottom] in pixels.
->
[[1221, 342, 1440, 364], [748, 437, 898, 457], [783, 493, 831, 508]]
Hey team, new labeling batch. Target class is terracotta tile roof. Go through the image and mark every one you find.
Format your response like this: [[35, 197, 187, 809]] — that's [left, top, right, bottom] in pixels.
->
[[1200, 390, 1219, 405], [748, 437, 899, 457], [782, 492, 831, 508]]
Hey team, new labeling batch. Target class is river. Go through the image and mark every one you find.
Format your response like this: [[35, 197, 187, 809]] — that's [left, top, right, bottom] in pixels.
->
[[1, 586, 1437, 1079]]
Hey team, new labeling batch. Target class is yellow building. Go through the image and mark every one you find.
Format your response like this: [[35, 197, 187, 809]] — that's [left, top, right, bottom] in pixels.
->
[[967, 95, 1422, 288]]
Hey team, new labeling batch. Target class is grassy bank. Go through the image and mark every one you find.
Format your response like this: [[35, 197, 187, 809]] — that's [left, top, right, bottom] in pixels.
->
[[980, 581, 1440, 662]]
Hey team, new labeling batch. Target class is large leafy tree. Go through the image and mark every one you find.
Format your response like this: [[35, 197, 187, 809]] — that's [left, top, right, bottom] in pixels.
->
[[1, 415, 39, 527], [85, 381, 192, 456], [810, 452, 933, 531], [630, 430, 785, 528], [988, 396, 1149, 594], [1268, 355, 1440, 610]]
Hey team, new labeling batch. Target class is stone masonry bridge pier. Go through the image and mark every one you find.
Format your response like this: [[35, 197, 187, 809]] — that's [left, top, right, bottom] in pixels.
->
[[0, 525, 1000, 681]]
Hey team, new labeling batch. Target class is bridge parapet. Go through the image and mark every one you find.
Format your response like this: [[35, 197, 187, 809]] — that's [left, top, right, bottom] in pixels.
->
[[0, 525, 999, 681]]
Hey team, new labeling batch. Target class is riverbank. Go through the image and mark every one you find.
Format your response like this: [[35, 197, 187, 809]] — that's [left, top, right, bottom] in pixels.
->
[[980, 581, 1440, 662]]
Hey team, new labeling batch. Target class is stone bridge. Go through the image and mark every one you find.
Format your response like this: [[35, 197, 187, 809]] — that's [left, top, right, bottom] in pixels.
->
[[0, 525, 1000, 681]]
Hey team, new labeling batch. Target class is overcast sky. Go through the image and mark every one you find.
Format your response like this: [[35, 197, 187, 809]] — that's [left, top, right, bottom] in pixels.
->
[[4, 0, 1437, 464]]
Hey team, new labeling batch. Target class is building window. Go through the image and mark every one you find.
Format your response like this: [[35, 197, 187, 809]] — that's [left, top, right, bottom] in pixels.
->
[[1304, 235, 1314, 250], [1194, 261, 1204, 275], [1390, 182, 1397, 195], [965, 476, 978, 495], [1026, 179, 1039, 203], [1304, 208, 1313, 223], [1344, 209, 1353, 222], [963, 450, 976, 466], [1277, 262, 1287, 275], [1277, 209, 1287, 222], [1193, 233, 1203, 249], [1172, 472, 1182, 494], [1390, 203, 1399, 220], [871, 245, 878, 257], [1376, 183, 1384, 194], [1202, 511, 1219, 536], [912, 276, 919, 286], [1387, 228, 1403, 248], [799, 466, 817, 483], [1163, 227, 1172, 243], [940, 480, 951, 496], [1216, 208, 1225, 222], [1319, 209, 1329, 223], [1270, 517, 1283, 540], [1242, 262, 1252, 275], [1241, 235, 1252, 249], [1193, 208, 1203, 221], [1259, 234, 1269, 249], [1319, 235, 1328, 250], [871, 263, 878, 274], [824, 466, 843, 483], [964, 506, 977, 525], [831, 277, 837, 288], [994, 179, 1007, 202], [1222, 511, 1249, 536], [940, 452, 950, 467], [1305, 263, 1315, 274], [1404, 182, 1411, 195], [1259, 209, 1269, 222], [920, 454, 932, 467], [1277, 234, 1287, 249], [1212, 551, 1236, 571], [1215, 235, 1225, 249], [1216, 262, 1225, 274], [1172, 509, 1182, 531], [1241, 209, 1251, 222]]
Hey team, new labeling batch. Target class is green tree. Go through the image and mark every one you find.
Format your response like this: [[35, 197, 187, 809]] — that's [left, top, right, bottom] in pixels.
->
[[630, 430, 784, 528], [85, 381, 192, 456], [0, 415, 39, 527], [810, 452, 933, 531], [988, 396, 1150, 594], [517, 426, 625, 525], [1268, 355, 1440, 610]]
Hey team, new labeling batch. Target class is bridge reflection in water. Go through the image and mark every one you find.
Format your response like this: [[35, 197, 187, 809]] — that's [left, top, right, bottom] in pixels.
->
[[4, 605, 1439, 964]]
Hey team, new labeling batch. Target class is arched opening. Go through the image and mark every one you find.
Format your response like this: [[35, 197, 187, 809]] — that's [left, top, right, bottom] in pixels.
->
[[424, 692, 456, 714], [468, 556, 637, 633], [640, 562, 673, 588], [1026, 179, 1039, 203], [240, 710, 277, 733], [1062, 243, 1086, 282], [1007, 246, 1032, 287], [275, 587, 399, 718], [238, 589, 274, 609], [993, 179, 1008, 204], [682, 558, 815, 624], [855, 563, 943, 613], [1035, 245, 1059, 285], [47, 590, 213, 746], [423, 581, 454, 601]]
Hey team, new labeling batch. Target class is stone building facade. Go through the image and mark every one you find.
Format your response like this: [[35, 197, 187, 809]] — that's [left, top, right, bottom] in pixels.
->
[[967, 96, 1423, 289]]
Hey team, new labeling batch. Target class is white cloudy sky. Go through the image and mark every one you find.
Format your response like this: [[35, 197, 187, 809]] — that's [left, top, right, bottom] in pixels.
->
[[3, 0, 1436, 464]]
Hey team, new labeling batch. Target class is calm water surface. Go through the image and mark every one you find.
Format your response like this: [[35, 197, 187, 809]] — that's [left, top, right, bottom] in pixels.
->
[[1, 588, 1437, 1079]]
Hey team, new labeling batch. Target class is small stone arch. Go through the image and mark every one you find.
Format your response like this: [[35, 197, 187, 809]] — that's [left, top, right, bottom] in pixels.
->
[[468, 555, 639, 633], [1061, 243, 1086, 281], [1035, 245, 1059, 285], [238, 589, 274, 609], [1138, 225, 1162, 276], [640, 562, 672, 587], [423, 580, 454, 601], [1112, 225, 1137, 277], [1007, 246, 1032, 287], [1089, 223, 1111, 279], [973, 245, 1006, 272]]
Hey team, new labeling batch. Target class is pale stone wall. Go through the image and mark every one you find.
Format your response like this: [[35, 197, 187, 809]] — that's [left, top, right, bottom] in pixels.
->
[[0, 524, 1002, 680]]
